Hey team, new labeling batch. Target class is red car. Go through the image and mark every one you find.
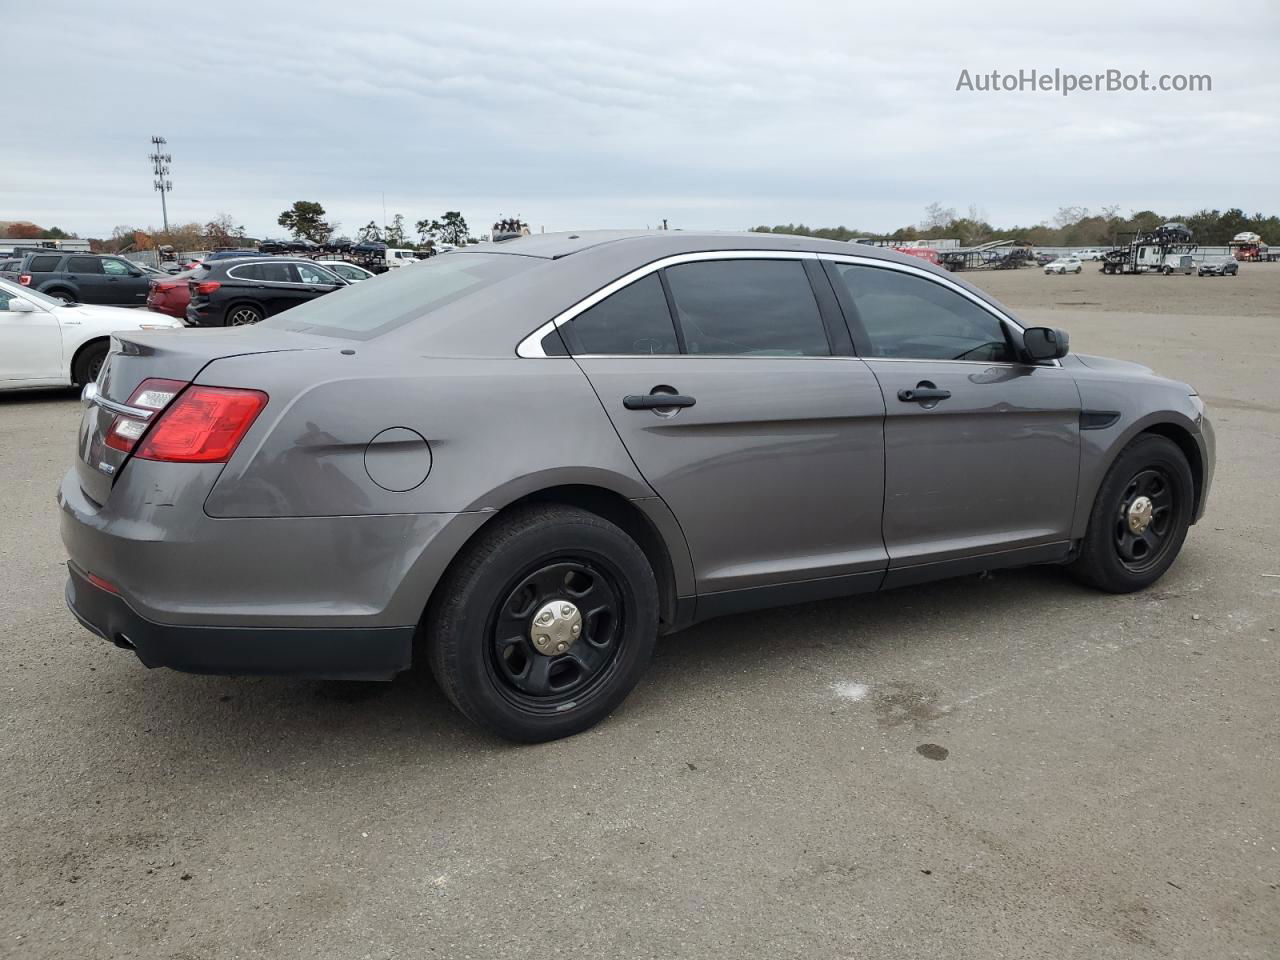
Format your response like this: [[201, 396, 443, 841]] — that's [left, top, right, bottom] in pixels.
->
[[146, 270, 197, 319]]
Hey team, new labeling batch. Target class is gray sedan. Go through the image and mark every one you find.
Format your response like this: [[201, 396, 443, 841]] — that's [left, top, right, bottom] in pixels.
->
[[59, 231, 1214, 741]]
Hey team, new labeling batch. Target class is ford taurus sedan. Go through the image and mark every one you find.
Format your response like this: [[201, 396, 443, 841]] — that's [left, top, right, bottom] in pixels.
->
[[59, 231, 1214, 741]]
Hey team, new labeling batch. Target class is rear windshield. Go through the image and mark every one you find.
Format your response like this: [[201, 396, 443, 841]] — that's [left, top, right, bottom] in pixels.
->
[[260, 252, 536, 339]]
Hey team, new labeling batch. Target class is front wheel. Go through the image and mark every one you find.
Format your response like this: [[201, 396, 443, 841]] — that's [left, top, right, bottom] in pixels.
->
[[426, 504, 659, 742], [1068, 433, 1194, 593], [72, 340, 108, 385]]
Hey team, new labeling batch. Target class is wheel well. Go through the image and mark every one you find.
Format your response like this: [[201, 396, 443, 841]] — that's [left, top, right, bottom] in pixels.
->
[[508, 485, 680, 631], [1141, 423, 1204, 517], [44, 286, 75, 299], [69, 336, 108, 384]]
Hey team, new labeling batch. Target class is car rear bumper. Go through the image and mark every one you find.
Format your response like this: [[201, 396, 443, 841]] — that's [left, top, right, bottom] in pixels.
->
[[65, 563, 413, 679], [58, 464, 492, 675]]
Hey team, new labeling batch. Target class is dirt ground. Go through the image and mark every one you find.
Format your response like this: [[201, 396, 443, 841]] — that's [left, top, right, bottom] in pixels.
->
[[968, 258, 1280, 318], [1, 261, 1277, 960]]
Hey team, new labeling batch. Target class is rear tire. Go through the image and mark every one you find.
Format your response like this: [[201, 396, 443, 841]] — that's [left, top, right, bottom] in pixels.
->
[[72, 340, 108, 386], [226, 304, 263, 326], [49, 289, 76, 304], [426, 504, 659, 742], [1068, 434, 1194, 593]]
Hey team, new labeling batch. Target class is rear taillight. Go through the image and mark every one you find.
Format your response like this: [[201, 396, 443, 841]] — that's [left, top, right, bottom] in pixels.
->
[[104, 378, 189, 453], [195, 281, 221, 294], [19, 274, 31, 285], [135, 386, 267, 463]]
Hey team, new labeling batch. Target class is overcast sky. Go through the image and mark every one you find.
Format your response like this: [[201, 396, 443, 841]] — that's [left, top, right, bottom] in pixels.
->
[[5, 0, 1277, 239]]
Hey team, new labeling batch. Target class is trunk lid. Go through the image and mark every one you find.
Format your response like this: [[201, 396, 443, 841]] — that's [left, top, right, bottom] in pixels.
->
[[74, 327, 334, 506]]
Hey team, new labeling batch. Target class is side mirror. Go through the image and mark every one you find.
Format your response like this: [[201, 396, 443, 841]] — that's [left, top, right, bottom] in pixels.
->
[[8, 298, 36, 313], [1023, 326, 1069, 361]]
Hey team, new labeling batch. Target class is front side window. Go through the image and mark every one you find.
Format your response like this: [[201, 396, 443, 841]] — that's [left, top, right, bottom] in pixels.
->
[[0, 289, 14, 311], [566, 274, 679, 355], [832, 263, 1014, 362], [663, 259, 829, 356], [102, 258, 132, 276], [296, 262, 338, 285]]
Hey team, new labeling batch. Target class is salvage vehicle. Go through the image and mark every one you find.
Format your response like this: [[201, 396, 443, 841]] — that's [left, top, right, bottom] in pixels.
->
[[60, 231, 1214, 742], [0, 277, 182, 390], [184, 258, 347, 326]]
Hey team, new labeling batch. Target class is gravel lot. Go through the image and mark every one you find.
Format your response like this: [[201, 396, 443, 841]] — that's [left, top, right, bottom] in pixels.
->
[[2, 264, 1277, 959]]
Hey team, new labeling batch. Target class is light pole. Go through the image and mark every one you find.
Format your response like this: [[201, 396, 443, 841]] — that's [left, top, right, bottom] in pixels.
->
[[149, 136, 172, 232]]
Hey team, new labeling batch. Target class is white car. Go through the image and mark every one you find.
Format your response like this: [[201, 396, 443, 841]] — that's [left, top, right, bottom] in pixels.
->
[[1074, 249, 1103, 261], [0, 278, 183, 391], [1045, 257, 1083, 275], [384, 248, 423, 268]]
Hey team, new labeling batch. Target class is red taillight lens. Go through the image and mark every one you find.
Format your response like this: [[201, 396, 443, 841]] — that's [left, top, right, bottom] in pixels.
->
[[86, 572, 120, 594], [195, 281, 221, 295], [19, 274, 31, 285], [135, 386, 267, 463], [104, 378, 189, 452]]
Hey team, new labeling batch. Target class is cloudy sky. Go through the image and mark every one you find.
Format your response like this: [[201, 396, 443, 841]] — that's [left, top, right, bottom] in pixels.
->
[[5, 0, 1277, 239]]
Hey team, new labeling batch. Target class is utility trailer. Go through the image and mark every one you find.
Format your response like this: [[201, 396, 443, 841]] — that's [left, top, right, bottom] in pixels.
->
[[1100, 222, 1197, 275], [937, 239, 1025, 272]]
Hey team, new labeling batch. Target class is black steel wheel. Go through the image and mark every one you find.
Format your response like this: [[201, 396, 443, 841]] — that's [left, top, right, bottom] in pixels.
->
[[487, 559, 624, 708], [1069, 433, 1195, 593], [426, 504, 659, 742], [1112, 467, 1177, 574]]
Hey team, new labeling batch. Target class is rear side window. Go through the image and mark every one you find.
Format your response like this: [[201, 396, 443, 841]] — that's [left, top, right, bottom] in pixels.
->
[[255, 262, 295, 283], [28, 255, 62, 272], [261, 253, 537, 339], [663, 259, 829, 356], [832, 263, 1014, 362], [566, 274, 679, 355], [66, 257, 104, 274]]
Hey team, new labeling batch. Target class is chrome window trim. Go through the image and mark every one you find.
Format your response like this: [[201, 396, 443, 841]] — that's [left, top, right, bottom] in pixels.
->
[[226, 261, 340, 286], [515, 248, 1058, 367], [515, 250, 818, 358]]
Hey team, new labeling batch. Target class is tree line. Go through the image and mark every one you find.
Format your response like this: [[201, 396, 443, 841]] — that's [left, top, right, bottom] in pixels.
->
[[275, 201, 474, 249], [752, 204, 1280, 247]]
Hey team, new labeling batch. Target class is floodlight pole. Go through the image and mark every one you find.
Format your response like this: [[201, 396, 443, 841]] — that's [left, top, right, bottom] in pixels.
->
[[149, 136, 173, 232]]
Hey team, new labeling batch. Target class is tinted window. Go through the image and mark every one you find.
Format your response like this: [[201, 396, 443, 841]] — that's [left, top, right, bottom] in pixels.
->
[[833, 264, 1014, 362], [664, 259, 828, 356], [102, 258, 132, 276], [28, 255, 62, 272], [256, 262, 295, 283], [568, 274, 678, 355], [66, 257, 103, 274], [260, 252, 535, 339]]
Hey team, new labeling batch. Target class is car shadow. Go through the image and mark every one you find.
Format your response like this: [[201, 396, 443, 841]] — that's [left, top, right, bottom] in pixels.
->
[[78, 563, 1102, 783], [0, 386, 81, 405]]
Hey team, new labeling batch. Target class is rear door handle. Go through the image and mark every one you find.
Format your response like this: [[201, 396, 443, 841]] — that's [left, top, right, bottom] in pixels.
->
[[898, 385, 951, 403], [623, 394, 696, 410]]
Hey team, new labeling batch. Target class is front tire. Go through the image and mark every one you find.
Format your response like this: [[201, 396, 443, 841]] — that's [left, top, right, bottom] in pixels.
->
[[1068, 433, 1194, 593], [72, 340, 108, 386], [426, 504, 659, 742]]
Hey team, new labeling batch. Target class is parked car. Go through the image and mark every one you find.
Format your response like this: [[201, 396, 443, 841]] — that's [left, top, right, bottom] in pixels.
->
[[1033, 252, 1055, 266], [184, 257, 346, 326], [1198, 256, 1239, 277], [385, 248, 424, 268], [0, 277, 182, 390], [14, 252, 154, 306], [1073, 249, 1102, 261], [60, 231, 1214, 742], [203, 249, 262, 263], [1045, 257, 1083, 274], [146, 269, 199, 319], [0, 257, 21, 279], [316, 260, 376, 283]]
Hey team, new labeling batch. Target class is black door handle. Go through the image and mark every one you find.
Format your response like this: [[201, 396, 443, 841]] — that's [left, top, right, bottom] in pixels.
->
[[623, 394, 696, 410], [898, 386, 951, 403]]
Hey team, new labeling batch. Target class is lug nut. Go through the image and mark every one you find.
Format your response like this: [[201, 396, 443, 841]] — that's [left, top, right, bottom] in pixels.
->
[[556, 641, 568, 652], [561, 604, 573, 617], [571, 624, 580, 635]]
